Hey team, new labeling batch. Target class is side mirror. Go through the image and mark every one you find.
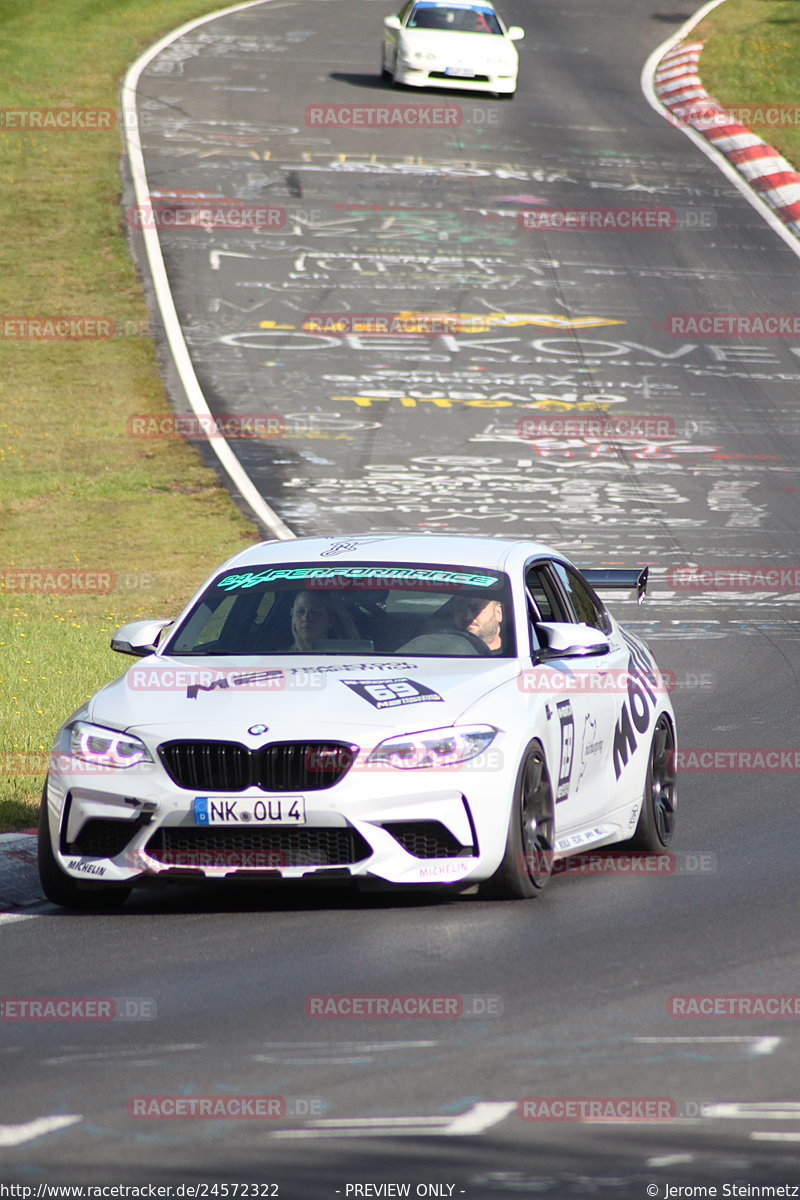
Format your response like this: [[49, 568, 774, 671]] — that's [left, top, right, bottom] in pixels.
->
[[507, 25, 524, 40], [384, 14, 402, 30], [534, 622, 610, 661], [111, 619, 173, 657]]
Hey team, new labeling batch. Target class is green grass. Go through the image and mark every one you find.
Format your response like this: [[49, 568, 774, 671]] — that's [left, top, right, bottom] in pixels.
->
[[695, 0, 800, 166], [0, 0, 262, 831]]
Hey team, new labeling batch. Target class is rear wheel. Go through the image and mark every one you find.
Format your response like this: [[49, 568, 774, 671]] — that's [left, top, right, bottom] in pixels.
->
[[628, 714, 676, 851], [38, 782, 131, 910], [480, 741, 555, 899]]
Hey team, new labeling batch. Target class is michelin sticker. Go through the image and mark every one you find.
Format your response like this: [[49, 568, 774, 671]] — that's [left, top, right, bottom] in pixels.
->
[[342, 678, 444, 709]]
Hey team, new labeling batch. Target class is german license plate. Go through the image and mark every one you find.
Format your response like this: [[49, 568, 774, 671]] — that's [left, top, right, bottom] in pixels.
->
[[193, 796, 306, 825]]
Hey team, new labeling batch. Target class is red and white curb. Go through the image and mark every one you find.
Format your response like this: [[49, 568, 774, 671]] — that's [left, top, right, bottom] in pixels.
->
[[641, 0, 800, 259], [653, 39, 800, 236]]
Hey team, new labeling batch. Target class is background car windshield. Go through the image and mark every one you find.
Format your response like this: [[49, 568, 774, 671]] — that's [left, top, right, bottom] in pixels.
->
[[167, 563, 515, 657], [407, 4, 503, 34]]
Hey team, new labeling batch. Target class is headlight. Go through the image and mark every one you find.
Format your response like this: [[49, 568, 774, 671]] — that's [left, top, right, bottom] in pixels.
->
[[367, 725, 497, 770], [68, 721, 152, 769]]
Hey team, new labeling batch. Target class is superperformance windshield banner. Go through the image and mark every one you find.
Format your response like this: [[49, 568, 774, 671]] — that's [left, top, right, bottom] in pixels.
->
[[216, 566, 500, 591]]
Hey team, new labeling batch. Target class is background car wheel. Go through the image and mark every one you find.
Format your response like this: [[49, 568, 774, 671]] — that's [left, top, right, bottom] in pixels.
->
[[38, 783, 131, 910], [381, 46, 391, 78], [480, 740, 555, 900], [628, 714, 676, 851]]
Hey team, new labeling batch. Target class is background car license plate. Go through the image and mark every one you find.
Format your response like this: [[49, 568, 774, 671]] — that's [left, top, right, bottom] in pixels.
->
[[445, 66, 474, 76], [194, 797, 306, 825]]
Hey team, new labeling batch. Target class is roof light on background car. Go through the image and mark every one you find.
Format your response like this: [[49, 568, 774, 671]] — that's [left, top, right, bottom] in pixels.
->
[[367, 725, 496, 769], [68, 721, 152, 769]]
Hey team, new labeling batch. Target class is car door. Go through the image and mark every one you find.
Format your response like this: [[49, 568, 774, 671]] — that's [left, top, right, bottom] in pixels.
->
[[525, 559, 626, 837]]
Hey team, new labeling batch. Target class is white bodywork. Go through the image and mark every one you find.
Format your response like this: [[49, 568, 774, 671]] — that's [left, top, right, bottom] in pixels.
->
[[43, 534, 675, 896], [382, 0, 522, 96]]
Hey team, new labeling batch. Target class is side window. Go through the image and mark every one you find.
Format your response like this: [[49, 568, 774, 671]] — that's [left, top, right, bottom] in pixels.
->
[[398, 0, 414, 24], [525, 563, 567, 655], [552, 563, 611, 634], [525, 566, 559, 621]]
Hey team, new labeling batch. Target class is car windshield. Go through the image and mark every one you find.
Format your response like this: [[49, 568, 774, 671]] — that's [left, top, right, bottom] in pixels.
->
[[406, 4, 503, 34], [166, 562, 515, 658]]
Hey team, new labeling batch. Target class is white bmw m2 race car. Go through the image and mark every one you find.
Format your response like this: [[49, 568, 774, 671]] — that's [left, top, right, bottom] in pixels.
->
[[39, 535, 676, 908]]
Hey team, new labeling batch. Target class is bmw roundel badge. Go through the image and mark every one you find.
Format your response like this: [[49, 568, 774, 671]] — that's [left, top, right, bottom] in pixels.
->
[[248, 724, 269, 736]]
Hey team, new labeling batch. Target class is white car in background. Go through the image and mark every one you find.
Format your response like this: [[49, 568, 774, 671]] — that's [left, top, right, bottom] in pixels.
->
[[382, 0, 523, 97], [39, 534, 676, 909]]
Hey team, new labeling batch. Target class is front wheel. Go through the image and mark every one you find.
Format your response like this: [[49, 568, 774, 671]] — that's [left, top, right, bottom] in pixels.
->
[[38, 783, 131, 910], [480, 740, 555, 899], [628, 714, 676, 851]]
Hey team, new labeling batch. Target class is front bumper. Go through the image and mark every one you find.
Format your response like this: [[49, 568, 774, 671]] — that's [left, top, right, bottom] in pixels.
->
[[44, 748, 513, 890], [394, 63, 517, 93]]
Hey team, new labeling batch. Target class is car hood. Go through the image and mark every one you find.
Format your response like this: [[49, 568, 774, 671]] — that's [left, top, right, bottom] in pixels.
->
[[88, 655, 521, 741], [399, 29, 516, 59]]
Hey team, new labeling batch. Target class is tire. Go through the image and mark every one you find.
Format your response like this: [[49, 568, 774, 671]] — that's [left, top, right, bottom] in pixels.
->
[[480, 740, 555, 899], [381, 46, 391, 79], [628, 714, 676, 851], [38, 782, 131, 910]]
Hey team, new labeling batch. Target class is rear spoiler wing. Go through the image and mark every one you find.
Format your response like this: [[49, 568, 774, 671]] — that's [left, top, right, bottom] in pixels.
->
[[582, 567, 649, 604]]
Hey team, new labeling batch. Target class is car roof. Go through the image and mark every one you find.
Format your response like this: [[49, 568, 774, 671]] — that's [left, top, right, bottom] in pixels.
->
[[411, 1, 500, 10], [220, 534, 564, 575]]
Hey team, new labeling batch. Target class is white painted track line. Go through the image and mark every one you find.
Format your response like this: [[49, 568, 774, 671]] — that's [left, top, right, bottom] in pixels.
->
[[0, 1114, 82, 1148], [119, 0, 296, 541]]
